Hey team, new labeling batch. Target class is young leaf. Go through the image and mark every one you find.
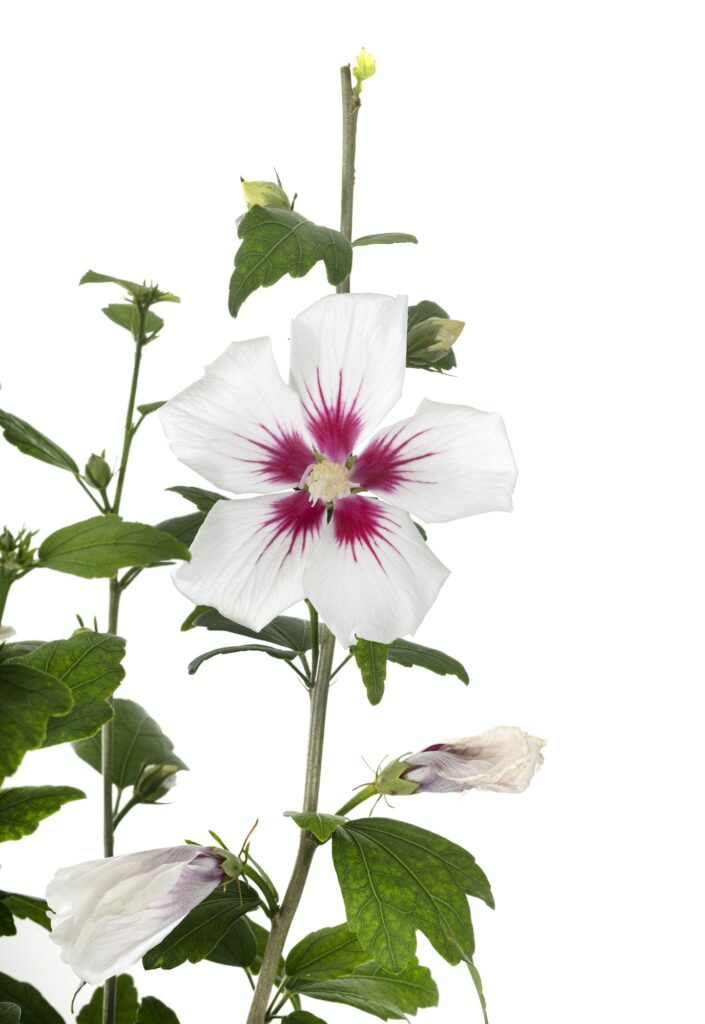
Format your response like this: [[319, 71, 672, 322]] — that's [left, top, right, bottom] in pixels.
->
[[332, 818, 494, 972], [352, 233, 418, 247], [352, 640, 388, 705], [37, 515, 190, 578], [137, 997, 181, 1024], [0, 786, 85, 842], [0, 1003, 21, 1023], [80, 271, 179, 305], [0, 974, 63, 1024], [285, 923, 369, 982], [0, 663, 73, 784], [102, 304, 164, 337], [185, 607, 313, 653], [229, 206, 353, 317], [284, 812, 347, 844], [167, 485, 225, 512], [72, 698, 187, 789], [292, 960, 438, 1020], [387, 639, 468, 684], [76, 974, 139, 1024], [0, 891, 51, 930], [206, 916, 257, 967], [0, 408, 78, 473], [16, 630, 126, 746], [142, 884, 259, 970], [189, 644, 297, 674]]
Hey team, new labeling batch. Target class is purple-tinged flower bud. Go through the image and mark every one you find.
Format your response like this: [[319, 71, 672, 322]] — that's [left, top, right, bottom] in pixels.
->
[[133, 763, 179, 804]]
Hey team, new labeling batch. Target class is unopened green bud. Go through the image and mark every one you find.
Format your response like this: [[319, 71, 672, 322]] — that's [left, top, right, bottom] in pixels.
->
[[375, 757, 420, 797], [85, 453, 112, 490], [214, 848, 244, 881], [0, 529, 14, 555], [241, 179, 291, 210], [0, 526, 37, 576], [407, 317, 465, 364], [352, 47, 376, 97], [133, 763, 179, 804]]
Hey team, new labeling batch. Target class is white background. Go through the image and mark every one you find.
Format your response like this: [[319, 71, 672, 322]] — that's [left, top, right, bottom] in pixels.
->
[[1, 1, 704, 1021]]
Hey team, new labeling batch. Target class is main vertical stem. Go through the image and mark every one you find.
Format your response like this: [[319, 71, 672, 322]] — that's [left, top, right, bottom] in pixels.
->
[[338, 65, 359, 295]]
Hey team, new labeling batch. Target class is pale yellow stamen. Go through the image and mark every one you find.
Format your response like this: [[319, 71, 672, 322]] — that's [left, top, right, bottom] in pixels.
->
[[303, 459, 353, 504]]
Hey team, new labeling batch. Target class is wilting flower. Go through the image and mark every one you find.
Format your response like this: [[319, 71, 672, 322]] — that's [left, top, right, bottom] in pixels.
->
[[379, 727, 545, 795], [160, 294, 517, 645], [46, 845, 227, 984], [0, 625, 15, 641]]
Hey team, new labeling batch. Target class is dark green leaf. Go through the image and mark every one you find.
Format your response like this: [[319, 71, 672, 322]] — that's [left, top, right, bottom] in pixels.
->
[[0, 1003, 21, 1023], [0, 903, 15, 936], [137, 401, 166, 417], [0, 786, 85, 842], [332, 817, 493, 972], [284, 812, 347, 844], [17, 630, 126, 746], [0, 663, 73, 783], [155, 512, 204, 548], [0, 974, 63, 1024], [293, 960, 438, 1020], [80, 271, 179, 305], [0, 642, 44, 662], [185, 607, 312, 653], [407, 300, 448, 329], [248, 921, 272, 975], [37, 515, 190, 578], [76, 975, 138, 1024], [352, 233, 418, 247], [468, 960, 489, 1024], [206, 916, 257, 967], [142, 883, 259, 970], [72, 698, 187, 789], [283, 1014, 327, 1024], [102, 305, 164, 338], [352, 640, 388, 705], [387, 639, 468, 684], [137, 997, 180, 1024], [167, 486, 225, 513], [189, 644, 297, 675], [0, 409, 78, 474], [0, 892, 51, 930], [285, 923, 369, 982], [229, 206, 352, 317]]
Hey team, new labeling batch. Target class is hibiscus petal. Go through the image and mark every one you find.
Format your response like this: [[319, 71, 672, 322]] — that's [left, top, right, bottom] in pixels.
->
[[290, 293, 407, 463], [173, 491, 325, 630], [160, 337, 313, 493], [353, 398, 518, 523], [303, 495, 449, 646]]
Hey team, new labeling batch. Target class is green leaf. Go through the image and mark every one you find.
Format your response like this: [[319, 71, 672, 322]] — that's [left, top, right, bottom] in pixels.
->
[[206, 916, 257, 967], [352, 640, 388, 705], [248, 921, 272, 975], [387, 640, 468, 684], [137, 997, 181, 1024], [185, 607, 312, 653], [468, 960, 489, 1024], [0, 1003, 21, 1024], [155, 512, 204, 548], [167, 485, 225, 512], [0, 663, 73, 783], [229, 206, 352, 317], [0, 409, 78, 474], [16, 630, 126, 746], [142, 883, 259, 970], [284, 812, 347, 844], [407, 300, 448, 329], [37, 516, 190, 578], [137, 401, 166, 417], [285, 923, 369, 982], [80, 271, 180, 305], [0, 892, 51, 930], [76, 975, 138, 1024], [189, 644, 297, 675], [0, 974, 64, 1024], [102, 305, 164, 337], [352, 233, 418, 247], [406, 301, 458, 372], [0, 903, 15, 936], [0, 786, 85, 842], [72, 698, 187, 789], [332, 817, 493, 972], [293, 960, 438, 1020], [283, 1014, 327, 1024]]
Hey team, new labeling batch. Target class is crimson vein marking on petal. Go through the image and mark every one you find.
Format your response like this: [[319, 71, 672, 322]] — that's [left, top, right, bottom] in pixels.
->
[[233, 422, 312, 485], [354, 425, 437, 494], [256, 492, 324, 568], [303, 369, 364, 463], [332, 496, 399, 570]]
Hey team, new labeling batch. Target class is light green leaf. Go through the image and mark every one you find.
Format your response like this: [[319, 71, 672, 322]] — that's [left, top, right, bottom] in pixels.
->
[[102, 304, 164, 337], [17, 630, 126, 746], [184, 607, 313, 653], [189, 644, 297, 675], [0, 1002, 21, 1023], [285, 923, 369, 982], [0, 891, 51, 930], [0, 973, 64, 1024], [229, 206, 352, 317], [76, 975, 138, 1024], [0, 663, 73, 784], [167, 486, 225, 513], [137, 997, 181, 1024], [352, 233, 418, 247], [468, 960, 489, 1024], [387, 639, 468, 684], [283, 1014, 327, 1024], [0, 409, 78, 474], [137, 401, 166, 417], [142, 884, 259, 970], [332, 817, 493, 973], [284, 812, 347, 844], [72, 698, 187, 789], [206, 916, 257, 967], [293, 960, 438, 1020], [352, 640, 388, 705], [0, 787, 84, 843], [37, 515, 190, 578], [155, 512, 204, 548]]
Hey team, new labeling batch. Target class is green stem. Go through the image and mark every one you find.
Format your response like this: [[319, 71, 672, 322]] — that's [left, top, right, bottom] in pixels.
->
[[335, 783, 377, 817], [337, 64, 359, 294], [0, 571, 11, 627], [74, 474, 108, 513], [245, 626, 336, 1024], [111, 331, 145, 515]]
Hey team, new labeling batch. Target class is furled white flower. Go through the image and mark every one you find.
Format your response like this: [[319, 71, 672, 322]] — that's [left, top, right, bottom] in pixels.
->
[[160, 293, 517, 646], [0, 625, 15, 641], [46, 845, 226, 984], [398, 726, 546, 794]]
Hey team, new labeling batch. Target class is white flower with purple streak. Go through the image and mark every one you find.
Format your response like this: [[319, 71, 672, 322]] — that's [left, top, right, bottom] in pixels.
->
[[160, 293, 517, 645]]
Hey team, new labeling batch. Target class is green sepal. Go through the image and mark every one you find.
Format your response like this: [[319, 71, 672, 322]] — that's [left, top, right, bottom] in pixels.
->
[[352, 639, 388, 705], [0, 408, 78, 474], [0, 786, 85, 842], [284, 811, 347, 844]]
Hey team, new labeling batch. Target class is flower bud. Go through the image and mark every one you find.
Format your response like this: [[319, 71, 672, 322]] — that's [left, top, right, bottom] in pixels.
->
[[0, 625, 15, 642], [133, 763, 179, 804], [407, 316, 465, 366], [85, 453, 112, 490], [0, 526, 37, 576], [241, 179, 291, 210], [353, 47, 377, 96], [375, 757, 421, 797]]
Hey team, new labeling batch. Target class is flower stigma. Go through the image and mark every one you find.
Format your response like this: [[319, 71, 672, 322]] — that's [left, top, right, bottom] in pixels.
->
[[302, 458, 355, 504]]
